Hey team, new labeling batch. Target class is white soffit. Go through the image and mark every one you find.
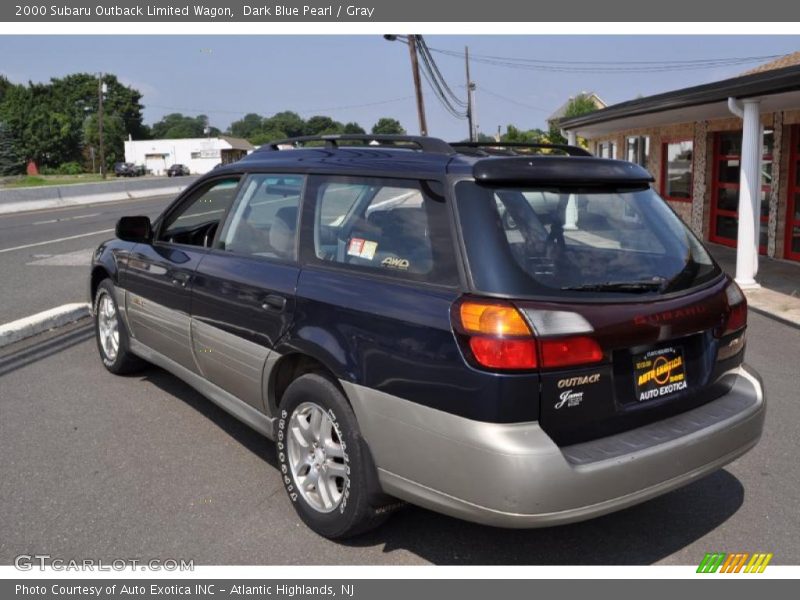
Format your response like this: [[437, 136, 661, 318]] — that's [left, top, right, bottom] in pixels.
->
[[572, 90, 800, 138]]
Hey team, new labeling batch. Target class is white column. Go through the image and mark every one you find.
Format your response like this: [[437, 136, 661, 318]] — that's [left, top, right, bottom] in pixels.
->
[[734, 99, 763, 288], [566, 130, 577, 146]]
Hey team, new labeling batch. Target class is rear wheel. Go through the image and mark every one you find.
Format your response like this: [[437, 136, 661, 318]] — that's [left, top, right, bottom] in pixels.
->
[[277, 373, 395, 538], [94, 279, 145, 375]]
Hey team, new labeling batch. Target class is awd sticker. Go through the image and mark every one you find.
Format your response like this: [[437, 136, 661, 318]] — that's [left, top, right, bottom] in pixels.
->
[[381, 256, 410, 270], [634, 346, 687, 402]]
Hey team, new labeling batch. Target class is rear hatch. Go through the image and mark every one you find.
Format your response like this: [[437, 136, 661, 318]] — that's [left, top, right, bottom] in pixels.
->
[[453, 164, 747, 445], [517, 279, 746, 445]]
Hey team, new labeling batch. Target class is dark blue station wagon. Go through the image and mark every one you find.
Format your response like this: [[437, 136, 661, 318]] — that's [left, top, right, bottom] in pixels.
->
[[90, 135, 765, 538]]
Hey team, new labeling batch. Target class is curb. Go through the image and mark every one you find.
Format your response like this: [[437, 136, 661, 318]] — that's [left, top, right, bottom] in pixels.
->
[[0, 303, 92, 348], [0, 186, 186, 216], [749, 306, 800, 332]]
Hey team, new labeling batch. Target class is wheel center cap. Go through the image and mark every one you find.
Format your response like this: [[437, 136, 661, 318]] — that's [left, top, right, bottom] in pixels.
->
[[314, 447, 326, 465]]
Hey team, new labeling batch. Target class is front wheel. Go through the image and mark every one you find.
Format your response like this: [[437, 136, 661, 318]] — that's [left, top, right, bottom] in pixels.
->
[[277, 374, 395, 538], [94, 279, 145, 375]]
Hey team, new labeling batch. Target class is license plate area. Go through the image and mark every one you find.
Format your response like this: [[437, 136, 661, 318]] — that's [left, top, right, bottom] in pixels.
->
[[633, 345, 688, 404]]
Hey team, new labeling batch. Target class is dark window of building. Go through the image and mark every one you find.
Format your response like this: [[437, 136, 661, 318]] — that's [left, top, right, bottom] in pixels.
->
[[661, 140, 693, 202], [597, 141, 616, 159], [626, 136, 650, 168]]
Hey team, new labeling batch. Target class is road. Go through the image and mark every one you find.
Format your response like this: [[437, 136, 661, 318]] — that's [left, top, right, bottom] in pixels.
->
[[0, 194, 174, 324], [0, 311, 797, 565]]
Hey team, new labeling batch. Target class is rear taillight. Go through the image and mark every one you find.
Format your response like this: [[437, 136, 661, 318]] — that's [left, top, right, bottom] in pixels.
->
[[457, 300, 538, 369], [540, 336, 603, 368], [468, 337, 538, 369], [724, 281, 747, 334], [453, 299, 603, 371]]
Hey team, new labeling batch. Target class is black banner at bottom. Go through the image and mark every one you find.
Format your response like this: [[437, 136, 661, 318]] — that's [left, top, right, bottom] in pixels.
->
[[3, 579, 796, 600]]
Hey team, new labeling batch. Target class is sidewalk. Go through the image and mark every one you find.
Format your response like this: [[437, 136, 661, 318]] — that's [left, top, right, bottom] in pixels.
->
[[707, 243, 800, 328]]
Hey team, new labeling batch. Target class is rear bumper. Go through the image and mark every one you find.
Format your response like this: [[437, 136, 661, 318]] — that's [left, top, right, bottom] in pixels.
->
[[344, 364, 765, 528]]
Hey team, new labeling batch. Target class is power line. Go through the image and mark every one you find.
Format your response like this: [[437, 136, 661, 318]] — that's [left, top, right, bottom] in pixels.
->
[[477, 88, 553, 113], [425, 46, 784, 73], [406, 35, 468, 120]]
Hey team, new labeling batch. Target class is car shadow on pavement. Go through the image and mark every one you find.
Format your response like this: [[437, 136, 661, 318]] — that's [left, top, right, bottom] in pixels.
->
[[347, 469, 744, 565], [139, 364, 744, 566], [140, 366, 280, 471]]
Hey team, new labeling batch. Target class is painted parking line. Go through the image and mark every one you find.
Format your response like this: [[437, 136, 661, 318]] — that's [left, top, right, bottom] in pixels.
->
[[0, 228, 114, 254]]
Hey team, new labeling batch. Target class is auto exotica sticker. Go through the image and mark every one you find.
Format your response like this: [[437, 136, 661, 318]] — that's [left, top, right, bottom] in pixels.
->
[[634, 346, 687, 402]]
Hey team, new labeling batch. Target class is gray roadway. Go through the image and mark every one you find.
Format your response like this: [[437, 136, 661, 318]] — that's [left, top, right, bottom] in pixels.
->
[[0, 311, 797, 565], [0, 194, 174, 324]]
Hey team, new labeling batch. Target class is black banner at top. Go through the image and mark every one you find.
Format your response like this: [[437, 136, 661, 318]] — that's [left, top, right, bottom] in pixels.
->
[[2, 0, 799, 22]]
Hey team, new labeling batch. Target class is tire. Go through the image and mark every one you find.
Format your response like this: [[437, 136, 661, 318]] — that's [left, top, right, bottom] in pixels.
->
[[277, 373, 397, 538], [94, 279, 146, 375]]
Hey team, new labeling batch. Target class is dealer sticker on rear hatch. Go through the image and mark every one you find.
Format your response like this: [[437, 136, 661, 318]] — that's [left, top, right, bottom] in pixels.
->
[[634, 346, 687, 402]]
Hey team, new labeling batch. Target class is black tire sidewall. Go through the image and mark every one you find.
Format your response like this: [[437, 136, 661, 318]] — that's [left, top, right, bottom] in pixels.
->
[[94, 279, 131, 373], [276, 374, 375, 539]]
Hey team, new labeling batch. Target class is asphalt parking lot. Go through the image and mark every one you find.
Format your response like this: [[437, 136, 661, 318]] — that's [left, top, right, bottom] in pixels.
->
[[0, 311, 797, 566]]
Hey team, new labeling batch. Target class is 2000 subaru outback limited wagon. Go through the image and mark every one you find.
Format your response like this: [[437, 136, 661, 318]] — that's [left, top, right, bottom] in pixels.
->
[[90, 135, 765, 538]]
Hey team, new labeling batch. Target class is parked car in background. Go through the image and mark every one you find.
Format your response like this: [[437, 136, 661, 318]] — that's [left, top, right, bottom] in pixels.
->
[[114, 162, 145, 177], [90, 134, 765, 539], [113, 162, 134, 177], [166, 164, 191, 177]]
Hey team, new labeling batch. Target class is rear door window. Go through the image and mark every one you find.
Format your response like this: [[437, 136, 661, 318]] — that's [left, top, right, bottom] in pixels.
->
[[457, 181, 720, 297], [306, 176, 457, 285]]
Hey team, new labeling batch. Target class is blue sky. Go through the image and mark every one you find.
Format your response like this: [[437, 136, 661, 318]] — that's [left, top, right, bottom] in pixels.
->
[[1, 35, 798, 140]]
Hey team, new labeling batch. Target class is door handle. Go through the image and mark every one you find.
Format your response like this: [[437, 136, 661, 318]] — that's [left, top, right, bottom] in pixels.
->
[[171, 272, 190, 287], [261, 294, 287, 311]]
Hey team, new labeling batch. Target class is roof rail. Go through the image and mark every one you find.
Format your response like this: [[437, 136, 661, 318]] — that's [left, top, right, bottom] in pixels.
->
[[259, 134, 455, 155], [450, 141, 592, 157]]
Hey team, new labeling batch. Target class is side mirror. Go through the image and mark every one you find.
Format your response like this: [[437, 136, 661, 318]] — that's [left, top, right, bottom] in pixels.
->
[[116, 216, 152, 243]]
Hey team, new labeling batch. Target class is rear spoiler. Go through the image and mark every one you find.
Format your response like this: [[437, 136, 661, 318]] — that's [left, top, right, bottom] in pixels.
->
[[472, 156, 655, 186]]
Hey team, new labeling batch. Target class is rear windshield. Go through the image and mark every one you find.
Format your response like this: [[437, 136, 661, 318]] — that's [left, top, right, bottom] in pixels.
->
[[456, 182, 721, 298]]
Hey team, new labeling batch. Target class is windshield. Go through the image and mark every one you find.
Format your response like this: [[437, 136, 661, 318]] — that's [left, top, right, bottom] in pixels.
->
[[456, 182, 720, 298]]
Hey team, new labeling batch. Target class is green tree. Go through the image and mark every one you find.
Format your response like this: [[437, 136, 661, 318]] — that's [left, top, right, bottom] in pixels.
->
[[501, 124, 546, 143], [151, 113, 219, 139], [304, 115, 343, 136], [265, 111, 305, 138], [0, 121, 23, 176], [371, 118, 405, 135], [250, 128, 288, 146], [549, 93, 599, 145], [0, 72, 145, 171], [229, 112, 264, 139], [343, 122, 366, 135]]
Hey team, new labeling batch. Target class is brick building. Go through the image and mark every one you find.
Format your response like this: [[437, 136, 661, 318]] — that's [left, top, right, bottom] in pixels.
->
[[559, 52, 800, 287]]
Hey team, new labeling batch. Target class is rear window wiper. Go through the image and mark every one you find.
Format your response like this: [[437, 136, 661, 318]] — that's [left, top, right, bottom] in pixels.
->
[[561, 280, 665, 293]]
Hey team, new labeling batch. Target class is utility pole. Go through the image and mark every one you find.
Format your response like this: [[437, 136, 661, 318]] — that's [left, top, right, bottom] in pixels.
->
[[465, 46, 475, 142], [98, 74, 106, 179], [407, 35, 428, 136]]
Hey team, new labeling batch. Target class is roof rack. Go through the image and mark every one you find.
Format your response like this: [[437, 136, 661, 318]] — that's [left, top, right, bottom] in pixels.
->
[[259, 134, 455, 155], [450, 141, 592, 157]]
